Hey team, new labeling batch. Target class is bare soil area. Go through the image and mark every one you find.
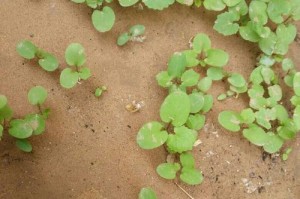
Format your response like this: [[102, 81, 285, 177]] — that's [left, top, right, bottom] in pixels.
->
[[0, 1, 299, 198]]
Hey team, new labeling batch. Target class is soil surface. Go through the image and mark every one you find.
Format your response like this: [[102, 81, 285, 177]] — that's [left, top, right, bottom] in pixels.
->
[[0, 1, 300, 199]]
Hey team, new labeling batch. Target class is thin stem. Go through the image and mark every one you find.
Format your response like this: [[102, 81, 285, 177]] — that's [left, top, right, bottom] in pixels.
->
[[37, 104, 43, 115], [174, 182, 194, 199]]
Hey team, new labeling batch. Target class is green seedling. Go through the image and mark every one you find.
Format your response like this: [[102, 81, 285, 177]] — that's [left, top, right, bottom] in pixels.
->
[[60, 43, 91, 89], [17, 40, 59, 72], [95, 86, 107, 97], [138, 187, 157, 199], [117, 25, 146, 46], [282, 148, 292, 161], [1, 86, 50, 152]]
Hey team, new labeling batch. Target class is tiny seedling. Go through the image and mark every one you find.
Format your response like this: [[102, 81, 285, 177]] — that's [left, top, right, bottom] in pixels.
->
[[138, 187, 157, 199], [117, 24, 146, 46], [0, 86, 50, 152], [282, 148, 292, 161], [60, 43, 91, 89], [17, 40, 59, 72], [95, 86, 107, 97]]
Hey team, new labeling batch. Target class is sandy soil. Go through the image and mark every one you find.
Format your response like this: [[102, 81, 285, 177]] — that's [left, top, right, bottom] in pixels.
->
[[0, 1, 299, 198]]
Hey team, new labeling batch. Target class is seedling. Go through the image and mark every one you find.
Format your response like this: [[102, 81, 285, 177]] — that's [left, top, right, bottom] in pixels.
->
[[17, 40, 59, 72], [282, 148, 292, 161], [117, 25, 146, 46], [138, 188, 157, 199], [0, 86, 50, 152], [95, 86, 107, 97], [60, 43, 91, 89]]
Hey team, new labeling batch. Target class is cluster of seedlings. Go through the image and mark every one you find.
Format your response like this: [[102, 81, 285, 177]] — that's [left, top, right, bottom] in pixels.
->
[[0, 86, 49, 152]]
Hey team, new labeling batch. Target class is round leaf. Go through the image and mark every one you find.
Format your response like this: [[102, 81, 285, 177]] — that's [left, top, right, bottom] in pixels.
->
[[293, 72, 300, 96], [204, 49, 229, 67], [167, 126, 197, 153], [207, 67, 224, 81], [117, 33, 130, 46], [65, 43, 86, 67], [142, 0, 175, 10], [189, 93, 204, 113], [181, 69, 200, 87], [192, 33, 211, 53], [197, 77, 212, 92], [186, 114, 205, 131], [160, 91, 190, 127], [28, 86, 47, 105], [138, 188, 157, 199], [137, 122, 168, 149], [92, 7, 115, 32], [60, 68, 80, 89], [180, 168, 203, 185], [119, 0, 139, 7], [243, 125, 268, 146], [9, 119, 33, 139], [16, 40, 37, 59], [263, 133, 284, 153], [38, 53, 59, 72], [0, 95, 8, 109], [167, 52, 187, 78], [228, 73, 246, 88], [16, 139, 32, 153], [214, 11, 240, 36], [24, 114, 46, 135], [218, 111, 241, 132], [156, 163, 180, 180]]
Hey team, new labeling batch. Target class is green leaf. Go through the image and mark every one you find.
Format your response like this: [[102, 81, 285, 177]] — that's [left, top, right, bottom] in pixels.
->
[[180, 167, 203, 185], [176, 0, 194, 6], [249, 1, 268, 25], [9, 119, 33, 139], [291, 96, 300, 106], [255, 108, 276, 130], [119, 0, 139, 7], [117, 33, 130, 46], [156, 71, 173, 88], [0, 95, 8, 109], [293, 72, 300, 96], [250, 96, 267, 110], [142, 0, 175, 10], [24, 114, 46, 135], [60, 68, 80, 89], [277, 125, 296, 140], [0, 105, 13, 122], [284, 74, 294, 87], [38, 53, 59, 72], [228, 73, 246, 88], [92, 6, 115, 32], [0, 124, 3, 140], [207, 67, 224, 81], [218, 111, 241, 132], [183, 50, 199, 67], [249, 66, 263, 84], [203, 0, 226, 11], [16, 139, 32, 153], [65, 43, 86, 67], [259, 55, 275, 67], [263, 133, 284, 153], [273, 105, 289, 123], [202, 94, 213, 113], [217, 93, 227, 101], [28, 86, 47, 105], [282, 58, 294, 72], [180, 153, 195, 168], [137, 122, 168, 149], [167, 52, 187, 78], [259, 32, 277, 55], [204, 49, 229, 67], [156, 163, 180, 180], [189, 92, 205, 113], [138, 188, 157, 199], [71, 0, 85, 3], [223, 0, 242, 7], [79, 67, 91, 80], [228, 0, 248, 16], [293, 105, 300, 130], [214, 11, 240, 36], [290, 0, 300, 20], [186, 114, 205, 130], [86, 0, 102, 8], [267, 0, 291, 24], [239, 22, 260, 42], [16, 40, 37, 59], [181, 69, 200, 87], [282, 148, 292, 161], [268, 85, 282, 102], [240, 108, 255, 124], [197, 77, 212, 93], [192, 34, 211, 53], [275, 24, 297, 55], [167, 126, 197, 153], [129, 25, 145, 37], [160, 92, 190, 127], [261, 67, 274, 85], [242, 125, 268, 146]]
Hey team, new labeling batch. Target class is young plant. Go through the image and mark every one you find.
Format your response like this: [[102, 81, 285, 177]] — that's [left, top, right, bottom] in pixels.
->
[[60, 43, 91, 89], [117, 24, 146, 46], [137, 34, 234, 185], [95, 86, 107, 97], [17, 40, 59, 72], [0, 86, 50, 152], [138, 188, 157, 199]]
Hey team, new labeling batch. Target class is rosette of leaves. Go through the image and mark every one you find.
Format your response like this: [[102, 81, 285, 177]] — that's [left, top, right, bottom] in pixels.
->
[[71, 0, 115, 32], [1, 86, 50, 152], [16, 40, 59, 72], [117, 24, 146, 46], [137, 34, 233, 185], [60, 43, 91, 89]]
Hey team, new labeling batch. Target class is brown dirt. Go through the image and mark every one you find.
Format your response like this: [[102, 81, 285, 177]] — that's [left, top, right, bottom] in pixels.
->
[[0, 1, 299, 198]]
